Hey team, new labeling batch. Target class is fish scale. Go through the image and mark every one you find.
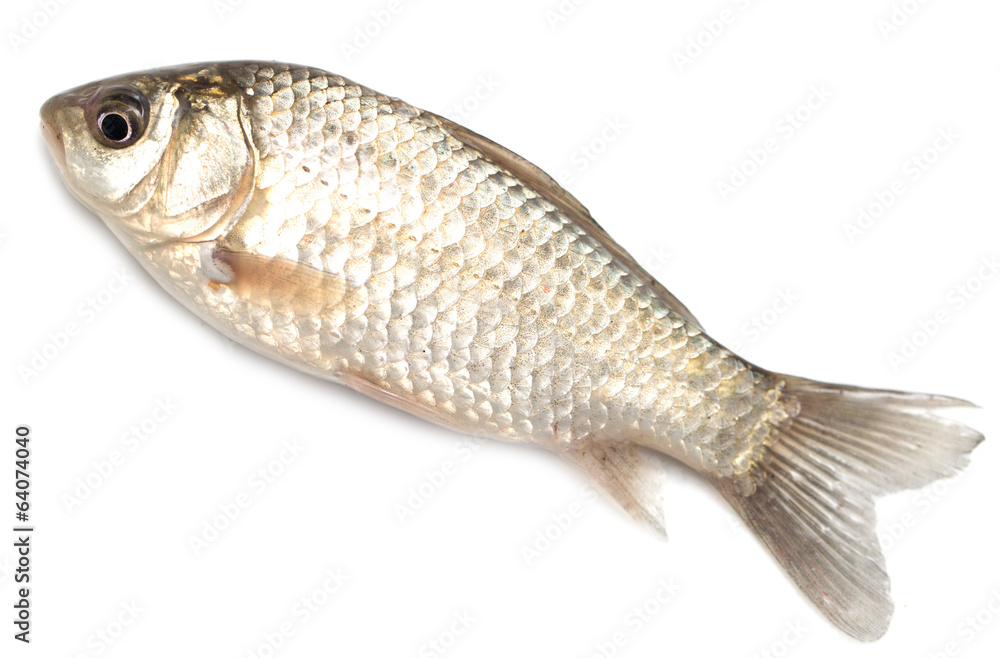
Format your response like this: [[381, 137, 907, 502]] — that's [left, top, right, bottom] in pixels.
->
[[42, 61, 982, 640], [203, 62, 782, 475]]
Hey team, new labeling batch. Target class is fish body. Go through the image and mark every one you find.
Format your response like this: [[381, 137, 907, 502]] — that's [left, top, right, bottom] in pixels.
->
[[40, 61, 982, 641]]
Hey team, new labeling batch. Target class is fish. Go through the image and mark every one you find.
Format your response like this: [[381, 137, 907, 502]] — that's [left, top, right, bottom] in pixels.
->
[[40, 61, 982, 641]]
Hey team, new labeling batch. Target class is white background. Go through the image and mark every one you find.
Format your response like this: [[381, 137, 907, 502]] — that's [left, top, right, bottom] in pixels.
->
[[2, 0, 999, 656]]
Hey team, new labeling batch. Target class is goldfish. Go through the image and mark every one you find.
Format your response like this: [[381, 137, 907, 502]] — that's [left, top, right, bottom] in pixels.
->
[[40, 61, 982, 641]]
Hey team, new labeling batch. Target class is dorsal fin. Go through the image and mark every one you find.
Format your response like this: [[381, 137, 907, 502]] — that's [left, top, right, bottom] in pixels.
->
[[430, 113, 705, 332]]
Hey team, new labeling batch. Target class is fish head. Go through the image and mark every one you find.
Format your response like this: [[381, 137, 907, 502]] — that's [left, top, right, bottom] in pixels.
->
[[40, 63, 254, 252]]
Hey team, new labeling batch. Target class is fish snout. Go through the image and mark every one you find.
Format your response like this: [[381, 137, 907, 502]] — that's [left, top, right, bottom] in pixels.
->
[[39, 95, 66, 167]]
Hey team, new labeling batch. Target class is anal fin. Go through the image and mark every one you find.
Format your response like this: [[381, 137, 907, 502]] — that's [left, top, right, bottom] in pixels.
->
[[559, 441, 668, 538]]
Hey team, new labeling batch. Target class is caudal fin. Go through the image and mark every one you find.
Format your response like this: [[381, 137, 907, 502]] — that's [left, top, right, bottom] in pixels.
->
[[713, 375, 983, 641]]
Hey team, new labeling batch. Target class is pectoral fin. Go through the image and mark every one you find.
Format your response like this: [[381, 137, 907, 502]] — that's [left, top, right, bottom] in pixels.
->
[[559, 441, 668, 538], [206, 248, 349, 316]]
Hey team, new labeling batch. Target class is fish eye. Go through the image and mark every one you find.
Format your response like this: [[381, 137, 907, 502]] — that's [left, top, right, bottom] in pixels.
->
[[90, 88, 148, 148], [99, 111, 131, 142]]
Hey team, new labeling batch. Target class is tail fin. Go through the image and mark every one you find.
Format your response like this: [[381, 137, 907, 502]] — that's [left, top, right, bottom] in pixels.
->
[[713, 375, 983, 641]]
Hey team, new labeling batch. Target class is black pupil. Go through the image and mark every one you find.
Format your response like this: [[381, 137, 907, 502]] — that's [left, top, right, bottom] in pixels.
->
[[100, 113, 130, 141]]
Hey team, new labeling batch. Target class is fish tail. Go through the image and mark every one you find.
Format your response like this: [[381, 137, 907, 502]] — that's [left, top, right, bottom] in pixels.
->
[[712, 375, 983, 641]]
